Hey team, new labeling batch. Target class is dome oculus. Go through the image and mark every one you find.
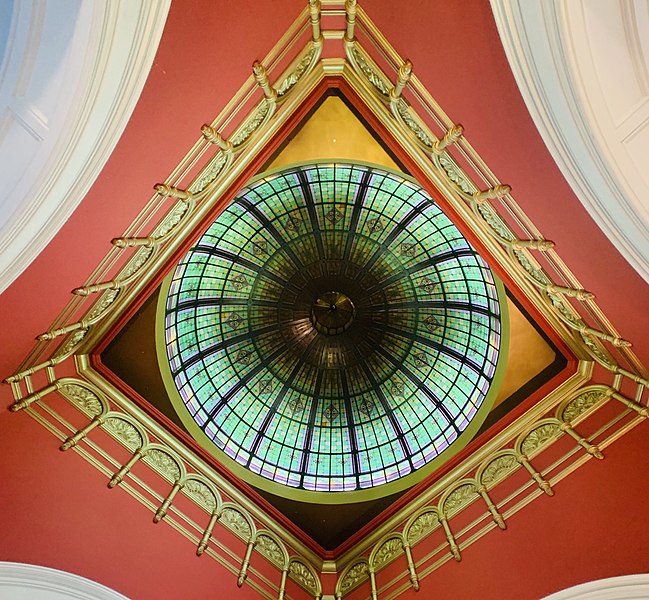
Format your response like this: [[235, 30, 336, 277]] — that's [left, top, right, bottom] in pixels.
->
[[161, 163, 505, 496]]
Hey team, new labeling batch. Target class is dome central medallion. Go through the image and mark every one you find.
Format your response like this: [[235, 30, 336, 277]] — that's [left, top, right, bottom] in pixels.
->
[[310, 291, 355, 335], [159, 162, 508, 501]]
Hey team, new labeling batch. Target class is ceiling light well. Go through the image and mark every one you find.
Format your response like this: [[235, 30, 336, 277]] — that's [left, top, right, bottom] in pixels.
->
[[155, 161, 510, 504]]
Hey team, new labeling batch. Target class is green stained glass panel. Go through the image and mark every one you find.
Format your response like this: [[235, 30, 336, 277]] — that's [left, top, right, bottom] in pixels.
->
[[164, 163, 504, 493]]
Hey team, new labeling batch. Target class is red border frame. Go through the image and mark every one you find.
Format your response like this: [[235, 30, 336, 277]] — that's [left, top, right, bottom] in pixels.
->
[[91, 76, 577, 559]]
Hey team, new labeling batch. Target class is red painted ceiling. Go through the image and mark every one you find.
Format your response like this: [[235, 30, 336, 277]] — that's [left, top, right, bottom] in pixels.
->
[[1, 2, 649, 598]]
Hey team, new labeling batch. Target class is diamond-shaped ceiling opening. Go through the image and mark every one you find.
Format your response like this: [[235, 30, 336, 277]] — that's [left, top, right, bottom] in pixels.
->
[[102, 96, 566, 549]]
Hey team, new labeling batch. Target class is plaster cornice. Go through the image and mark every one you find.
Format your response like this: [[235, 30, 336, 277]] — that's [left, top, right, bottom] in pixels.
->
[[0, 562, 129, 600], [543, 574, 649, 600], [0, 1, 170, 293]]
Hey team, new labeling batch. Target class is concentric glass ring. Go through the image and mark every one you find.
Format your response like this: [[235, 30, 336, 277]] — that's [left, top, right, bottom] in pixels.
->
[[162, 163, 505, 495]]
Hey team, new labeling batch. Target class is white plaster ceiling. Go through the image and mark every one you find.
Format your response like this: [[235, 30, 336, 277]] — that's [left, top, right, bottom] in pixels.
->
[[491, 0, 649, 284], [0, 0, 170, 293], [0, 562, 129, 600]]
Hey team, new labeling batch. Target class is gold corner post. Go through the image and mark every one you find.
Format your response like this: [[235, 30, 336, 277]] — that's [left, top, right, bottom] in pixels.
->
[[309, 0, 322, 44], [390, 59, 412, 101], [201, 125, 233, 152], [253, 61, 278, 102], [108, 449, 144, 488], [433, 124, 464, 154], [60, 414, 105, 451], [401, 539, 419, 591], [607, 389, 649, 418], [37, 321, 87, 341], [196, 511, 220, 556], [344, 0, 357, 44], [153, 481, 184, 523], [9, 381, 61, 412]]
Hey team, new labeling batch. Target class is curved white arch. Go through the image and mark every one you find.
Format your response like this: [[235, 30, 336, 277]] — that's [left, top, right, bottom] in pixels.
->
[[491, 0, 649, 285], [543, 574, 649, 599], [0, 562, 129, 600], [0, 0, 170, 293]]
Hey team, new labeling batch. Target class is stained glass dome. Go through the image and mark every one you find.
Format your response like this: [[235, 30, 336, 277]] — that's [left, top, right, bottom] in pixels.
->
[[159, 163, 507, 500]]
